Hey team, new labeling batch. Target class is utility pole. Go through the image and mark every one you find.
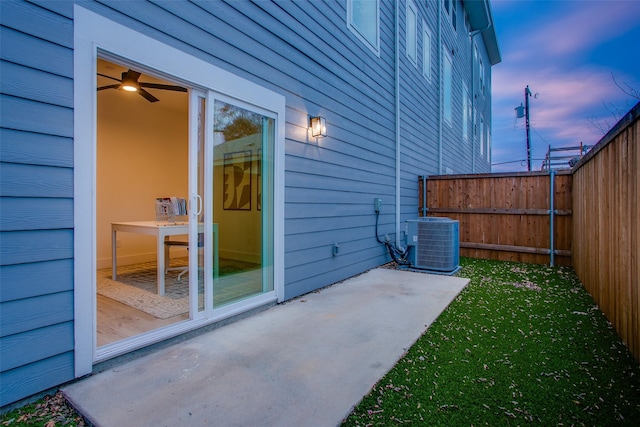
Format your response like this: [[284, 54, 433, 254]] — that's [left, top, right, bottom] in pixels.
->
[[515, 85, 534, 171], [524, 86, 532, 172]]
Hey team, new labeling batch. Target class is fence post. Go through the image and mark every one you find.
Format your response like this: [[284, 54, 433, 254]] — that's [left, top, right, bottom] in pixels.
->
[[549, 169, 556, 266], [421, 175, 428, 217]]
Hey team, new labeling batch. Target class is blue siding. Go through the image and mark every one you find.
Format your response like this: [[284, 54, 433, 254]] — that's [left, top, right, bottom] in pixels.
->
[[0, 292, 74, 337], [397, 0, 494, 226], [0, 322, 74, 372], [0, 0, 497, 406], [0, 260, 74, 302], [0, 198, 73, 231], [0, 129, 73, 168], [0, 27, 73, 77], [0, 0, 75, 407], [0, 352, 74, 408], [0, 163, 73, 198], [0, 61, 74, 106], [0, 230, 72, 266], [0, 96, 73, 137]]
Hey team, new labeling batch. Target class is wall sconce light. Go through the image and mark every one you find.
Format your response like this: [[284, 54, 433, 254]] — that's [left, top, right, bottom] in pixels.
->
[[309, 116, 327, 138]]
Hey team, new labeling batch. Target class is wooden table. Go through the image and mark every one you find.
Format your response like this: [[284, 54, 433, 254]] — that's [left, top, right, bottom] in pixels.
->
[[112, 221, 218, 295]]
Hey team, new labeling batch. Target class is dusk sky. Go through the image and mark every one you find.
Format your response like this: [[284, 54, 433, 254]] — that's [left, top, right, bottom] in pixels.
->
[[490, 0, 640, 172]]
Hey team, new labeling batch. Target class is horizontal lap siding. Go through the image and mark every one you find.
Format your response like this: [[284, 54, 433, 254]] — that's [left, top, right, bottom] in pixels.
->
[[90, 0, 397, 298], [399, 1, 438, 226], [1, 0, 498, 405], [0, 0, 75, 406], [399, 2, 491, 226]]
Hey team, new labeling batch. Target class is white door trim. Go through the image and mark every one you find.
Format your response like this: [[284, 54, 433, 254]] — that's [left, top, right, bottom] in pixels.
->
[[73, 5, 285, 376]]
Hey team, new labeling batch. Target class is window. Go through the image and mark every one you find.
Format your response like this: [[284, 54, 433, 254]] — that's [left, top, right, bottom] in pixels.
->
[[348, 0, 380, 55], [451, 0, 457, 30], [486, 128, 491, 161], [406, 0, 417, 64], [423, 26, 432, 81], [462, 83, 469, 142], [479, 116, 485, 157], [443, 48, 453, 125], [479, 56, 485, 94], [444, 0, 456, 31]]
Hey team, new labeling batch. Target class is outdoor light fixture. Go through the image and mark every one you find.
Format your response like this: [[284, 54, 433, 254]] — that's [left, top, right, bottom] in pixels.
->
[[309, 116, 327, 138]]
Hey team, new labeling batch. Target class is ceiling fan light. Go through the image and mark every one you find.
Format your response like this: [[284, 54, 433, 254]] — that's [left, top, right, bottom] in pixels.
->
[[121, 83, 138, 92], [120, 72, 140, 92]]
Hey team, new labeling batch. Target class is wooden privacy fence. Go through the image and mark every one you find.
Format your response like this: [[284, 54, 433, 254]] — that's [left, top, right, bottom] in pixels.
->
[[417, 101, 639, 361], [572, 102, 639, 361], [418, 171, 573, 266]]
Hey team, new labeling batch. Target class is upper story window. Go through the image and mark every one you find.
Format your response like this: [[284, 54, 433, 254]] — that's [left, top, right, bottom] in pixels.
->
[[444, 0, 457, 31], [443, 48, 453, 125], [462, 82, 470, 142], [423, 25, 432, 82], [474, 43, 485, 95], [479, 56, 485, 94], [486, 128, 491, 161], [406, 0, 417, 64], [348, 0, 380, 56], [479, 115, 485, 157]]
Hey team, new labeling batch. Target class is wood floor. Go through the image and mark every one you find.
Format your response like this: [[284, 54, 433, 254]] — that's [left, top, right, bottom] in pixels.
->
[[97, 294, 188, 347]]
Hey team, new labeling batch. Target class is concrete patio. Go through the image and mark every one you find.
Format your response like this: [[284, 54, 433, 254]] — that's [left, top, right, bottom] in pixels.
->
[[63, 267, 468, 426]]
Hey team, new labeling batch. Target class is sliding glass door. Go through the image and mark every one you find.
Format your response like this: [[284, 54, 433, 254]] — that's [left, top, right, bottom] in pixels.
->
[[190, 93, 275, 316]]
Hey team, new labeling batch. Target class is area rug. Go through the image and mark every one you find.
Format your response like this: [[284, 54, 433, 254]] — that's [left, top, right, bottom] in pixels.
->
[[97, 261, 191, 319], [97, 259, 262, 319]]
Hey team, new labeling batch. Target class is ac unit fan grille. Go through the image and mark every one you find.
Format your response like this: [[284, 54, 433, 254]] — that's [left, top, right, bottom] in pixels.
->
[[416, 221, 458, 270], [406, 218, 460, 272]]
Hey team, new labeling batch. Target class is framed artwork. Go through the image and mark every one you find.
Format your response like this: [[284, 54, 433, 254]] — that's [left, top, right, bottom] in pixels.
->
[[223, 151, 252, 210]]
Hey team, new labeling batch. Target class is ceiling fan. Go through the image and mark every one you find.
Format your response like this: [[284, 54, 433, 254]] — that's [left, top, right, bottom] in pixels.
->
[[97, 69, 187, 103]]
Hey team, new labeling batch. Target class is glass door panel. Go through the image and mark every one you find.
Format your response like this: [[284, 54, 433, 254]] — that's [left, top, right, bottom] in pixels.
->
[[211, 100, 274, 307], [189, 92, 206, 316]]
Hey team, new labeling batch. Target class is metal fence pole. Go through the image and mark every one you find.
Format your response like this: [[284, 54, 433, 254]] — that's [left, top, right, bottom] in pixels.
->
[[549, 169, 555, 266]]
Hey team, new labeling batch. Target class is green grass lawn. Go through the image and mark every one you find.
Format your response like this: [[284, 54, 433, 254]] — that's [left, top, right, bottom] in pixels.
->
[[343, 257, 640, 426]]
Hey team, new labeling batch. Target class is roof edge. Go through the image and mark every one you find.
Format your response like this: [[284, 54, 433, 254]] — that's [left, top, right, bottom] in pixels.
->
[[463, 0, 502, 65]]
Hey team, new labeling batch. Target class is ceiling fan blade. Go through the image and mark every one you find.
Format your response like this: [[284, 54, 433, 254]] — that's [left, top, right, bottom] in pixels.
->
[[97, 84, 120, 91], [97, 73, 122, 83], [138, 88, 160, 103], [139, 82, 188, 92]]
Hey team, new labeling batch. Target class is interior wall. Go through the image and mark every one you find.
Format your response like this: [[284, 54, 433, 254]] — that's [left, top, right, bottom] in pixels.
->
[[97, 91, 263, 268], [96, 90, 188, 268], [213, 133, 263, 264]]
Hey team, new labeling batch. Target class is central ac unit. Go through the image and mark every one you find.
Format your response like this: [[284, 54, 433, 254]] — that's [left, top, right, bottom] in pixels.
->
[[406, 217, 460, 273]]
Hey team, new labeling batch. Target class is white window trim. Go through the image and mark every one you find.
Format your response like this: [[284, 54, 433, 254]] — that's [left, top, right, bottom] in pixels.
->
[[73, 5, 285, 376], [347, 0, 381, 56], [406, 0, 418, 65], [422, 24, 432, 82]]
